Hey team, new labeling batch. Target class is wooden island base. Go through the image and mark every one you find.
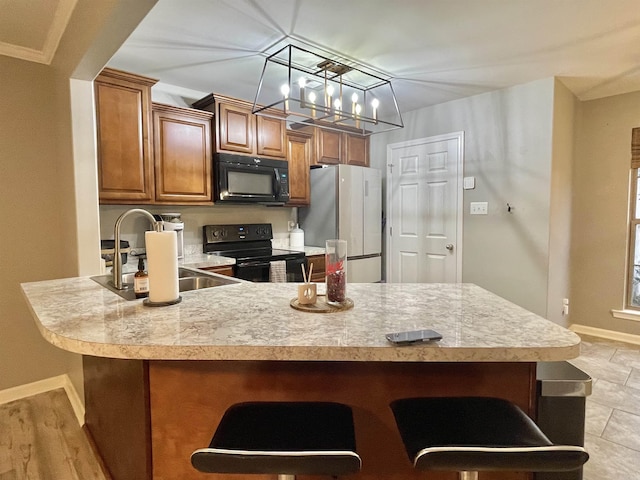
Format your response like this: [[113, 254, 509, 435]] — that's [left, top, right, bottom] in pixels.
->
[[84, 357, 536, 480]]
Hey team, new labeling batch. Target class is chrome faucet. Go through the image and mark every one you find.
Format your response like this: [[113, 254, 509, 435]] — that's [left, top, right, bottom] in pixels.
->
[[112, 208, 163, 290]]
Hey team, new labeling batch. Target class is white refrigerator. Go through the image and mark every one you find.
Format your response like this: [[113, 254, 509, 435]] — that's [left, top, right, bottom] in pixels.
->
[[300, 164, 382, 282]]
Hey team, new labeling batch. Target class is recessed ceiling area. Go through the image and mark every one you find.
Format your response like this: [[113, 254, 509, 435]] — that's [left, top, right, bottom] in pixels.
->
[[3, 0, 640, 112], [105, 0, 640, 112]]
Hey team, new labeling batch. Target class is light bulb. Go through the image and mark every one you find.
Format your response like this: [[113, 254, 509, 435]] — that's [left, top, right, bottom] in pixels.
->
[[371, 98, 379, 109], [351, 93, 358, 103], [308, 91, 316, 103], [326, 85, 334, 97], [334, 99, 342, 110], [355, 104, 362, 114], [280, 84, 290, 97], [298, 77, 306, 88]]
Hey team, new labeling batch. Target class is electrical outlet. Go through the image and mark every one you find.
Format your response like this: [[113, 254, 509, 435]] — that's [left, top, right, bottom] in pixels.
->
[[562, 298, 569, 316], [470, 202, 488, 215]]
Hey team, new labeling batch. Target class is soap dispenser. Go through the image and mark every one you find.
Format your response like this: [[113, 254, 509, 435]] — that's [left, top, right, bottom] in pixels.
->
[[134, 257, 149, 298]]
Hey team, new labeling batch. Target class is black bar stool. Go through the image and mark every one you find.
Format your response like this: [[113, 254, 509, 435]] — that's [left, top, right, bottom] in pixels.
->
[[390, 397, 588, 480], [191, 401, 361, 479]]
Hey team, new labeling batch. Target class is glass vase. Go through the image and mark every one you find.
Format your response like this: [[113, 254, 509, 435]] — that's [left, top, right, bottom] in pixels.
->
[[325, 239, 347, 305]]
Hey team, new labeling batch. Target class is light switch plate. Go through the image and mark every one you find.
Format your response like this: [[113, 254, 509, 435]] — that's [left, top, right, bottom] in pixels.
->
[[470, 202, 488, 215], [463, 176, 475, 189]]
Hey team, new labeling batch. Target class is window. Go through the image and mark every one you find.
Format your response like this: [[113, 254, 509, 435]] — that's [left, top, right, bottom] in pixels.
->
[[627, 128, 640, 309]]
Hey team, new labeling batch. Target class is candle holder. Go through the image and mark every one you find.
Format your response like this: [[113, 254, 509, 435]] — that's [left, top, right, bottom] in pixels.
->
[[326, 239, 347, 306]]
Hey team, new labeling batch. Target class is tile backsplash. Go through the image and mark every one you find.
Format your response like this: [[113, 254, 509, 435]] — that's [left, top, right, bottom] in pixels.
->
[[99, 204, 297, 250]]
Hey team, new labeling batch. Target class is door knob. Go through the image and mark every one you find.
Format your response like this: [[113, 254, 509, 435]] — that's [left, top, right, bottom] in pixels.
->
[[445, 244, 454, 251]]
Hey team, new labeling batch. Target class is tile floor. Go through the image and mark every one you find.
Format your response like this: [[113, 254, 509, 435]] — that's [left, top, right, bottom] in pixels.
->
[[570, 334, 640, 480]]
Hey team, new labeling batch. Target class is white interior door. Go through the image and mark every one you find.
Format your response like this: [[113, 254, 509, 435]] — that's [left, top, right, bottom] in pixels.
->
[[386, 132, 463, 283]]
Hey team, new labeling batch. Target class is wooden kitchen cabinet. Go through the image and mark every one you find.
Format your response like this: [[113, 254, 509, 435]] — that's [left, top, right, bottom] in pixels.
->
[[307, 254, 325, 282], [201, 265, 234, 277], [193, 94, 286, 158], [286, 130, 313, 206], [217, 99, 254, 154], [344, 133, 369, 166], [315, 128, 341, 165], [257, 115, 286, 158], [301, 127, 369, 167], [95, 68, 157, 203], [152, 104, 213, 204]]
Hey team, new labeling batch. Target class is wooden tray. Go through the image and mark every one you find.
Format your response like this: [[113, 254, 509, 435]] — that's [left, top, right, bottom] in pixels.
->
[[290, 295, 354, 313]]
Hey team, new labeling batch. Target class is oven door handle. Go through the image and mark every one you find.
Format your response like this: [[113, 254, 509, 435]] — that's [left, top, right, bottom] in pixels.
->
[[236, 260, 272, 268]]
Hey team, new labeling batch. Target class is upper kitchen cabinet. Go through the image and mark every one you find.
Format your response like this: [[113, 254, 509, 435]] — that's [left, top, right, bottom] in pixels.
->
[[304, 128, 369, 167], [343, 133, 369, 167], [94, 68, 157, 203], [152, 104, 214, 204], [315, 129, 341, 165], [193, 94, 286, 159], [286, 130, 313, 206]]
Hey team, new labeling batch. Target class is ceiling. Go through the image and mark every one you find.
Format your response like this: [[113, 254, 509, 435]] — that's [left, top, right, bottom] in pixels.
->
[[5, 0, 640, 114]]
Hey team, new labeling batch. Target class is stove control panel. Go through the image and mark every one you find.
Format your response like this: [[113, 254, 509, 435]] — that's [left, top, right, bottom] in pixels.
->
[[203, 223, 273, 244]]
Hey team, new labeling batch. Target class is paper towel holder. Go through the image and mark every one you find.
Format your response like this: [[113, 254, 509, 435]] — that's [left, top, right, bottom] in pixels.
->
[[143, 296, 182, 307]]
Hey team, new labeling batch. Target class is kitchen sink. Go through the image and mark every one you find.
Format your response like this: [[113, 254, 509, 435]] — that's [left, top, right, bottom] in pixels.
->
[[91, 266, 240, 301]]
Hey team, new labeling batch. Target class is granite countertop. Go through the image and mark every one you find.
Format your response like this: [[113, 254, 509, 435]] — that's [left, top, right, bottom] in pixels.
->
[[21, 276, 580, 362]]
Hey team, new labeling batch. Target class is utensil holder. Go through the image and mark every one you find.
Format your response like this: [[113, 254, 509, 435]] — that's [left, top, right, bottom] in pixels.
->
[[297, 283, 317, 305]]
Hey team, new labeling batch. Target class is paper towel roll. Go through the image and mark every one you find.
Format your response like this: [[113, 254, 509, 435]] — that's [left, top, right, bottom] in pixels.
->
[[145, 231, 179, 303]]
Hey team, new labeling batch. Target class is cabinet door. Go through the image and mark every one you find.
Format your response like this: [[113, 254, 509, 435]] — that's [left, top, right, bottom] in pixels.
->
[[307, 255, 326, 282], [218, 101, 254, 154], [286, 131, 313, 206], [344, 133, 369, 166], [315, 129, 341, 165], [257, 115, 286, 158], [95, 69, 157, 203], [201, 265, 234, 277], [153, 104, 213, 204]]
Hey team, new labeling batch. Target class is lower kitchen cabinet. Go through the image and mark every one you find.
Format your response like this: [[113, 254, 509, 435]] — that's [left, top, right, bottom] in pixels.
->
[[307, 254, 325, 282], [286, 130, 313, 206], [152, 104, 214, 204], [201, 265, 234, 277]]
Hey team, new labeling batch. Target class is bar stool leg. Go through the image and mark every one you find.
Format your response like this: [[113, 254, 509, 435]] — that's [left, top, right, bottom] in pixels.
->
[[459, 472, 478, 480]]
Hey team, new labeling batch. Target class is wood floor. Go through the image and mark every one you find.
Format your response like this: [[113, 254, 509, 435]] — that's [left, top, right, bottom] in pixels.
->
[[0, 388, 106, 480], [0, 335, 639, 479]]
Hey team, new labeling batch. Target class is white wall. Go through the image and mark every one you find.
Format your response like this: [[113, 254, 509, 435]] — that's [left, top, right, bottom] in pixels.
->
[[371, 78, 556, 317]]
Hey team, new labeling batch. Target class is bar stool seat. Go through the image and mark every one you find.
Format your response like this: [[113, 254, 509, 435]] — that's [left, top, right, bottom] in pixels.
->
[[191, 401, 361, 477], [390, 397, 588, 478]]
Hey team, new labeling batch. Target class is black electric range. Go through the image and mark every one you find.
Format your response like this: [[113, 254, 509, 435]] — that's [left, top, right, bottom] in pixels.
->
[[203, 224, 306, 282]]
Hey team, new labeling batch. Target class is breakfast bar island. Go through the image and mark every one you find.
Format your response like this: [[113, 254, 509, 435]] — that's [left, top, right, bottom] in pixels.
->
[[21, 278, 581, 480]]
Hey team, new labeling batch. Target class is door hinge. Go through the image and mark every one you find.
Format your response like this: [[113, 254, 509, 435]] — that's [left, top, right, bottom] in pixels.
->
[[390, 226, 393, 236], [388, 163, 393, 174]]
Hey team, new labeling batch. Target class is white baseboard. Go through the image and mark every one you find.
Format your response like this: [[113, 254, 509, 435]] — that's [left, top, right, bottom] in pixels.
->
[[0, 374, 85, 425], [570, 324, 640, 346]]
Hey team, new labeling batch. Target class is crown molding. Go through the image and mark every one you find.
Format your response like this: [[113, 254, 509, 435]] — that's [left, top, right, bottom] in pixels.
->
[[0, 0, 78, 65]]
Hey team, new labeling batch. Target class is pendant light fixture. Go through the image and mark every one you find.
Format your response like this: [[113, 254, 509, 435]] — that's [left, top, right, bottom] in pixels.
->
[[252, 44, 403, 136]]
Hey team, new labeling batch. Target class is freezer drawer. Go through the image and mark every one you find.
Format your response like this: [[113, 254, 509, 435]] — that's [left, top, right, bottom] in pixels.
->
[[347, 256, 381, 283]]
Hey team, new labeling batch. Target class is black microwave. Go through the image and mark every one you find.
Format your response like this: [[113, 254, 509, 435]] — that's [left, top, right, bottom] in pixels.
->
[[215, 153, 290, 205]]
